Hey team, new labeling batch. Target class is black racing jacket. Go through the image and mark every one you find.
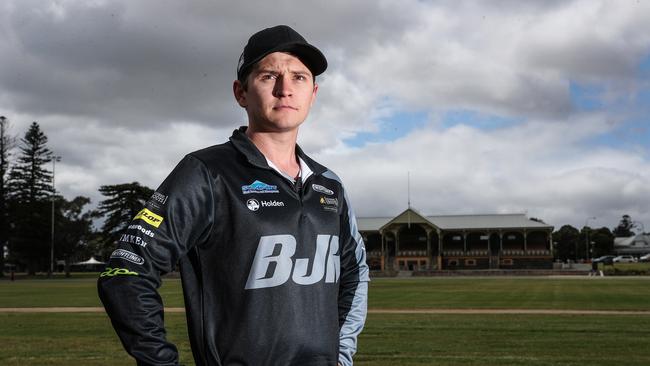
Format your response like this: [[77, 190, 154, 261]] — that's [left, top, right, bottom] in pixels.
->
[[98, 127, 370, 366]]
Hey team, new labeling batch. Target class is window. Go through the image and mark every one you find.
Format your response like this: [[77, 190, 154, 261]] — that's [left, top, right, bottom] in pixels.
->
[[465, 259, 477, 266]]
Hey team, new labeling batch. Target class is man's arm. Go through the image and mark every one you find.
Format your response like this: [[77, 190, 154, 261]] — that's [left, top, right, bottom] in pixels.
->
[[98, 155, 215, 365], [337, 187, 370, 366]]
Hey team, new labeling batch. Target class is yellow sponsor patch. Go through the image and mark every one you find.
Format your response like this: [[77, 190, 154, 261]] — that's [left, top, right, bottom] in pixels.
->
[[134, 208, 164, 228]]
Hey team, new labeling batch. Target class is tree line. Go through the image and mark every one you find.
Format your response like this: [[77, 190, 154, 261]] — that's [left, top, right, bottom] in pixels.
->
[[0, 116, 628, 277], [552, 225, 615, 262], [0, 117, 153, 277]]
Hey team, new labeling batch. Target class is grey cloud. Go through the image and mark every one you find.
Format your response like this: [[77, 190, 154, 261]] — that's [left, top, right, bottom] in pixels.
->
[[1, 0, 649, 231], [316, 116, 650, 229], [0, 0, 418, 130], [2, 1, 244, 127], [342, 0, 650, 121], [4, 0, 647, 131]]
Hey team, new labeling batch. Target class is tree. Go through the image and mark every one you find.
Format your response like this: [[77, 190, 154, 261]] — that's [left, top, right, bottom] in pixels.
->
[[54, 196, 95, 277], [7, 122, 53, 275], [0, 116, 16, 277], [552, 225, 580, 262], [591, 227, 614, 258], [8, 122, 53, 203], [613, 214, 634, 237], [96, 182, 153, 259], [578, 226, 615, 261]]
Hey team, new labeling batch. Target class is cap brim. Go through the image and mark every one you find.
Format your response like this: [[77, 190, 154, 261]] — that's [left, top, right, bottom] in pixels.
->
[[276, 42, 328, 76], [238, 42, 327, 80]]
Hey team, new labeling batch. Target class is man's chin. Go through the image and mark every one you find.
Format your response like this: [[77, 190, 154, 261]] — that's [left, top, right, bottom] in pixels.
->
[[249, 120, 304, 134]]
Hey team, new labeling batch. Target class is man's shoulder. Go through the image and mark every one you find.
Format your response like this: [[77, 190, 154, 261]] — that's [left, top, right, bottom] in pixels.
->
[[187, 140, 238, 166], [319, 166, 343, 185]]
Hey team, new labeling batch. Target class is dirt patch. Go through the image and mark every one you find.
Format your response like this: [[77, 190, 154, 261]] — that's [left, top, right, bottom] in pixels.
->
[[0, 307, 185, 313], [1, 307, 649, 315], [368, 308, 650, 315]]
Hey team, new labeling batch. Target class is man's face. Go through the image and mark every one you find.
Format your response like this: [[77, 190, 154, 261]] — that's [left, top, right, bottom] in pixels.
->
[[234, 52, 318, 133]]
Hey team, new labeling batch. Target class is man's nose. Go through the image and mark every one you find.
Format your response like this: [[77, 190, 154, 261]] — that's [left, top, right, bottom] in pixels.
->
[[273, 75, 293, 97]]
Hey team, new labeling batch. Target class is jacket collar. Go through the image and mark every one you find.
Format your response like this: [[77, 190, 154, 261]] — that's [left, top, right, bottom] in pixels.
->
[[229, 126, 327, 175]]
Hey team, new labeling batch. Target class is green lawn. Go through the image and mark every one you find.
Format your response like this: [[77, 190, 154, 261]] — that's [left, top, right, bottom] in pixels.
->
[[357, 313, 650, 366], [0, 313, 191, 366], [1, 312, 649, 366], [1, 276, 650, 365], [368, 277, 650, 310], [0, 276, 183, 307], [2, 275, 650, 310]]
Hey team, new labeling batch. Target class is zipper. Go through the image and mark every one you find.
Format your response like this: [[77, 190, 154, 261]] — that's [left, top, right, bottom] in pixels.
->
[[299, 174, 315, 203], [264, 167, 305, 203]]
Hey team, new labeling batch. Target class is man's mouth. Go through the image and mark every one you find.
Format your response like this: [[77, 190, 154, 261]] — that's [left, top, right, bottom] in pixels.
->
[[274, 105, 297, 111]]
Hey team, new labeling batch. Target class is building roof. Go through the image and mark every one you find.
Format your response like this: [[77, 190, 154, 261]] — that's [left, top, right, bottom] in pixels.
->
[[357, 217, 393, 231], [427, 213, 552, 230], [357, 209, 553, 232]]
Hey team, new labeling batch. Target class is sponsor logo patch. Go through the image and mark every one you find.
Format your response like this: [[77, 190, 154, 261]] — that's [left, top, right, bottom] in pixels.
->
[[261, 200, 284, 207], [312, 184, 334, 195], [111, 249, 145, 265], [127, 224, 155, 238], [245, 234, 340, 289], [134, 208, 164, 228], [242, 180, 279, 194], [119, 233, 148, 248], [319, 196, 339, 212], [150, 191, 168, 205], [100, 267, 139, 277], [146, 191, 168, 209], [247, 199, 285, 211], [247, 199, 260, 211]]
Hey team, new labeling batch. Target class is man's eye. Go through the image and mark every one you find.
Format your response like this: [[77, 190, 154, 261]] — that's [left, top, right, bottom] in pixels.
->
[[261, 74, 276, 80], [295, 75, 306, 81]]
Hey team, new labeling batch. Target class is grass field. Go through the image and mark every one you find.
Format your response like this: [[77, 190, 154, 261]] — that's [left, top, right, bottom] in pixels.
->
[[1, 275, 650, 365], [2, 276, 650, 310]]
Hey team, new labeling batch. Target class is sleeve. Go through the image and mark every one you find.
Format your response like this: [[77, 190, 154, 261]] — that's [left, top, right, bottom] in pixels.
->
[[97, 155, 215, 366], [337, 185, 370, 366]]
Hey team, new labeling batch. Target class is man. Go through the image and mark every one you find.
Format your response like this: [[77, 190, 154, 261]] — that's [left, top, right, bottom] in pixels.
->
[[98, 25, 369, 366]]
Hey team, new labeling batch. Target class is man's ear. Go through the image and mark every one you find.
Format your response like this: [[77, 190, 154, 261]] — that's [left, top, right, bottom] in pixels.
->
[[233, 80, 247, 108]]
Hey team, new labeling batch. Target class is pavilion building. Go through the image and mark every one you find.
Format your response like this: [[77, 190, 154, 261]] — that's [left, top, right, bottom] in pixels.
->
[[357, 208, 554, 271]]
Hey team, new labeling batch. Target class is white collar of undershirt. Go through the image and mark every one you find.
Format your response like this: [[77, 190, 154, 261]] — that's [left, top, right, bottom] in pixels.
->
[[265, 156, 313, 184]]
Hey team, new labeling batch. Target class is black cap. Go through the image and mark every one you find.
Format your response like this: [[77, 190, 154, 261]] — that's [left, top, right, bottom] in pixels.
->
[[237, 25, 327, 82]]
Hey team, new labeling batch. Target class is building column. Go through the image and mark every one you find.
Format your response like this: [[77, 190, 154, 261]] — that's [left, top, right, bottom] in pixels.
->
[[487, 231, 492, 255], [380, 230, 385, 272], [485, 231, 492, 256], [488, 231, 497, 269], [426, 228, 432, 270], [523, 229, 527, 254], [548, 229, 553, 256], [437, 229, 443, 270], [499, 230, 503, 252], [463, 231, 467, 253], [393, 228, 400, 270]]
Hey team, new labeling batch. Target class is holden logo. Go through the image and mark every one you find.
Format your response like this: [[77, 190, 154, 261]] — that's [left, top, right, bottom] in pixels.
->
[[247, 198, 260, 211]]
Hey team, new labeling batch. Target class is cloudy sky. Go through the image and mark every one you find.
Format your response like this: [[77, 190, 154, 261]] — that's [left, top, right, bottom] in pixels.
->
[[1, 0, 649, 231]]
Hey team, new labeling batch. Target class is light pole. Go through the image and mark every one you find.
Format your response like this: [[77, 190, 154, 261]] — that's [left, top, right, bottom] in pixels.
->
[[585, 217, 596, 261], [50, 155, 61, 277]]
